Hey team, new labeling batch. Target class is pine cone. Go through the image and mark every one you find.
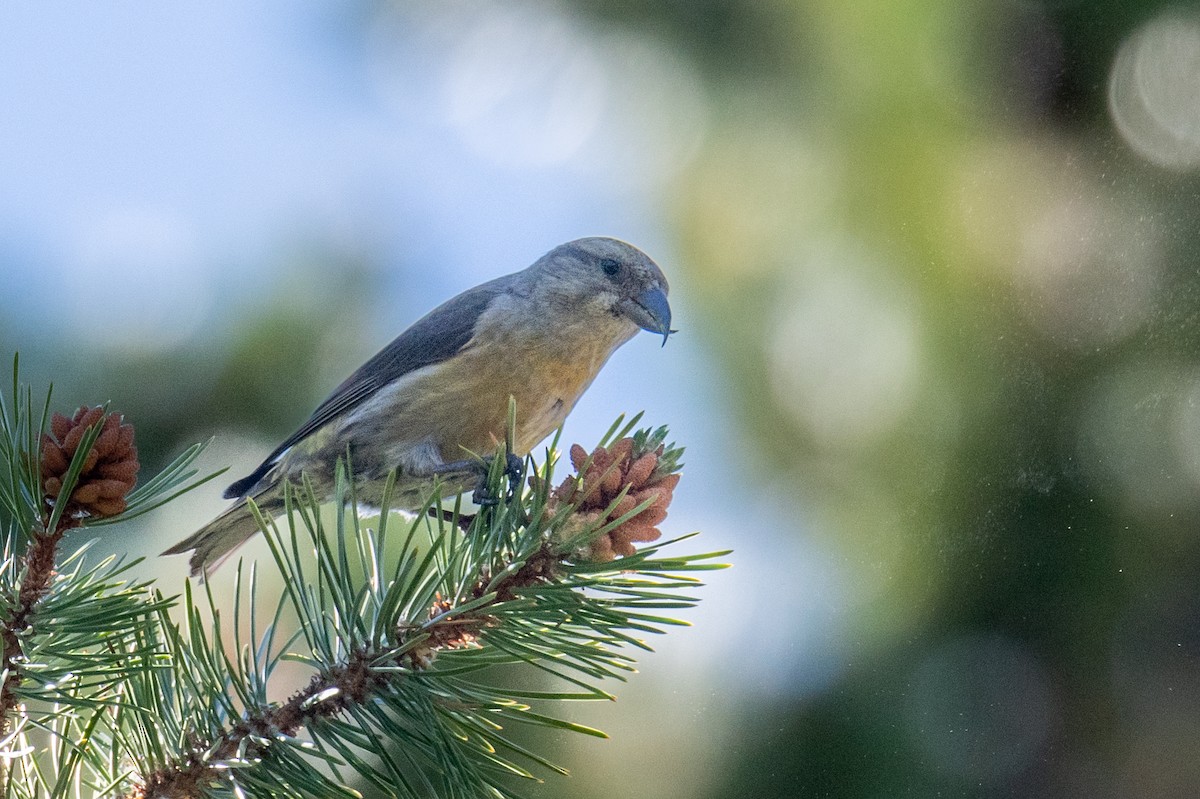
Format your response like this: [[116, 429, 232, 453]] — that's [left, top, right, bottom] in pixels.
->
[[41, 406, 140, 520], [545, 437, 680, 562]]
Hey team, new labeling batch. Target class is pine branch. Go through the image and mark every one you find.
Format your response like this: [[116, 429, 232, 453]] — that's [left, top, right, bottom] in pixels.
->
[[0, 360, 724, 799], [122, 421, 726, 799], [133, 543, 565, 799], [0, 521, 73, 734], [0, 357, 223, 798], [0, 403, 140, 747]]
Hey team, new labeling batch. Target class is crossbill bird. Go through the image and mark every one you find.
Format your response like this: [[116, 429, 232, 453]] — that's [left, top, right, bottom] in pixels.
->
[[164, 237, 672, 576]]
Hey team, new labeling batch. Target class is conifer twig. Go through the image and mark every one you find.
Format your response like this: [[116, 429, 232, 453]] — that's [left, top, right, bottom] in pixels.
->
[[124, 425, 721, 799], [0, 360, 228, 798], [0, 521, 75, 734], [0, 403, 140, 797], [0, 393, 723, 799], [2, 404, 140, 735], [131, 544, 563, 799]]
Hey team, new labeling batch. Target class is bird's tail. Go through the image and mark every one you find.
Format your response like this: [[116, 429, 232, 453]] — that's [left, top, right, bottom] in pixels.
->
[[162, 496, 281, 578]]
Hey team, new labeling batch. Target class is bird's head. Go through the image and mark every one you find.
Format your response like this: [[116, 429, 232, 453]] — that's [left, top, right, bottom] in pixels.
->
[[531, 237, 673, 346]]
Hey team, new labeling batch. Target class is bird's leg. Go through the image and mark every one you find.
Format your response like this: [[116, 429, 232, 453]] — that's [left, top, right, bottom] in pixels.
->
[[424, 453, 524, 534], [427, 453, 523, 507]]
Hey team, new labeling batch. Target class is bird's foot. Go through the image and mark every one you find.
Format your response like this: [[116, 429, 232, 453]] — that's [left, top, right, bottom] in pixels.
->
[[471, 452, 525, 507], [428, 453, 524, 507]]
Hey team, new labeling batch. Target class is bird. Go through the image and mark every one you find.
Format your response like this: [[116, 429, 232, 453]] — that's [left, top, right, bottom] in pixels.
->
[[163, 237, 673, 576]]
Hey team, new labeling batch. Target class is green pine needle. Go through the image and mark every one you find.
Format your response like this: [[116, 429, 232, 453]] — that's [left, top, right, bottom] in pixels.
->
[[0, 372, 727, 799]]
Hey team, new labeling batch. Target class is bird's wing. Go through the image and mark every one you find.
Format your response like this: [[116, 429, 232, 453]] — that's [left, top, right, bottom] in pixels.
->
[[223, 278, 507, 498]]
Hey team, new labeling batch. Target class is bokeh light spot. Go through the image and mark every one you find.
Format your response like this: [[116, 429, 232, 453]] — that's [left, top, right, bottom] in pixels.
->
[[768, 246, 922, 450], [366, 1, 706, 193], [1015, 194, 1161, 350], [572, 31, 708, 190], [442, 6, 606, 168], [1079, 360, 1199, 518], [1109, 11, 1200, 170]]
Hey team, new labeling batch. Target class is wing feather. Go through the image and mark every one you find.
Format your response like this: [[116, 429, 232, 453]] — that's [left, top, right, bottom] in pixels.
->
[[223, 278, 507, 498]]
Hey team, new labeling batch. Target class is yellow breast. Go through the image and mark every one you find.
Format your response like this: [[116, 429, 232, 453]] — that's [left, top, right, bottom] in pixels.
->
[[377, 327, 621, 465], [448, 340, 607, 456]]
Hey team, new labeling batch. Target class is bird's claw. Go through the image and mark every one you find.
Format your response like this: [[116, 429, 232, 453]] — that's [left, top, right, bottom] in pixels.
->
[[471, 452, 525, 507]]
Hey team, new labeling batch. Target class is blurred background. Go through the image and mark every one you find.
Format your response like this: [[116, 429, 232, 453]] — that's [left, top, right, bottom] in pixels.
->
[[4, 0, 1200, 796]]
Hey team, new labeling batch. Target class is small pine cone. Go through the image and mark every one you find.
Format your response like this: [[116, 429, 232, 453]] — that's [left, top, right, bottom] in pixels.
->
[[41, 405, 140, 521], [548, 436, 680, 562]]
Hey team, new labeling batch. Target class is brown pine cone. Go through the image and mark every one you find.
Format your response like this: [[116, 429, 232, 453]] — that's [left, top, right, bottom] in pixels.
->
[[545, 437, 680, 562], [41, 406, 140, 521]]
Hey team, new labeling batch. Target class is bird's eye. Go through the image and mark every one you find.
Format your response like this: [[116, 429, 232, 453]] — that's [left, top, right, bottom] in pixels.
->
[[600, 258, 621, 277]]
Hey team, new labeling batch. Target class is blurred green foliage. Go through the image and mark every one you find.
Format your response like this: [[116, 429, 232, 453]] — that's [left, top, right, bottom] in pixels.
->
[[612, 0, 1200, 796]]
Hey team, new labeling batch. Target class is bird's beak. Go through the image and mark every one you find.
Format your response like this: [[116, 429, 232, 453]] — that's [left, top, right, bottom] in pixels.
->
[[621, 285, 674, 346]]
